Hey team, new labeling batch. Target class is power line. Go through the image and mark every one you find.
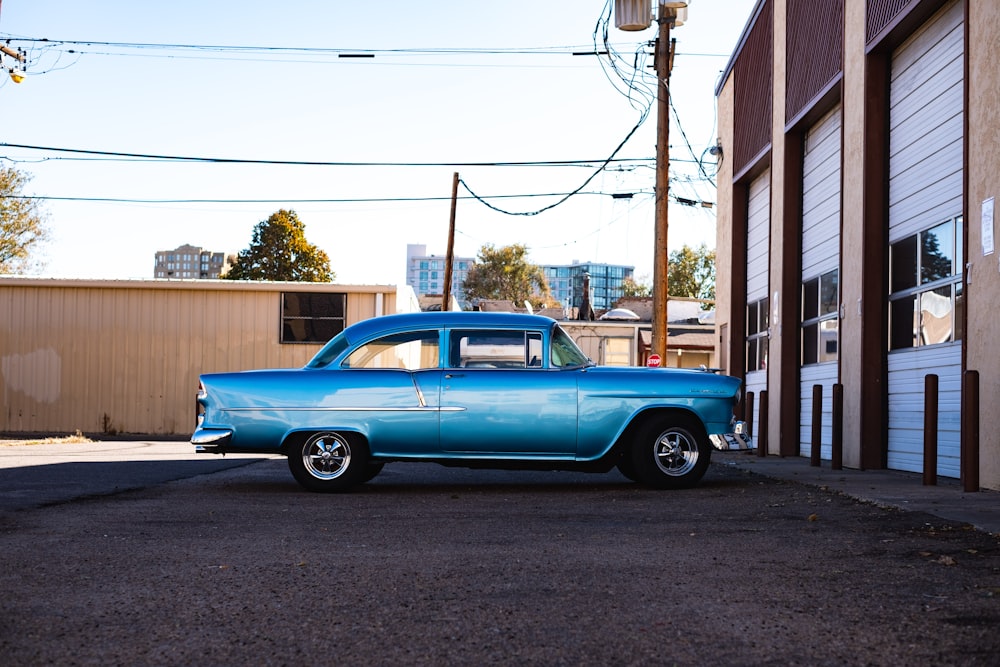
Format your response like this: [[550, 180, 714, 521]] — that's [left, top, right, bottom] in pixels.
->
[[0, 143, 654, 168]]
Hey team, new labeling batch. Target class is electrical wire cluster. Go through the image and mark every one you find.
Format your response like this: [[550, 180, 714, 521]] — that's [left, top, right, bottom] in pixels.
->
[[0, 2, 720, 218]]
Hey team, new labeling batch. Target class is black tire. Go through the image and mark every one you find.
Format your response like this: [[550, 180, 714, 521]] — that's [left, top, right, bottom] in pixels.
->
[[630, 417, 711, 489], [616, 453, 640, 481], [287, 431, 369, 492], [361, 462, 385, 483]]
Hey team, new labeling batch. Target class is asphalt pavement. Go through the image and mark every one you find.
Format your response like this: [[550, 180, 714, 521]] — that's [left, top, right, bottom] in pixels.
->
[[1, 439, 997, 535]]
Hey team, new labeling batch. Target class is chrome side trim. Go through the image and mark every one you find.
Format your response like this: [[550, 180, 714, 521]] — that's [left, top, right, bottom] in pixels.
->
[[220, 406, 466, 413]]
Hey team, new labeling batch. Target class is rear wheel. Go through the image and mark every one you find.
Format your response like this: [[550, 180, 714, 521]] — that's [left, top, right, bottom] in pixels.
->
[[287, 431, 369, 492], [630, 418, 711, 489]]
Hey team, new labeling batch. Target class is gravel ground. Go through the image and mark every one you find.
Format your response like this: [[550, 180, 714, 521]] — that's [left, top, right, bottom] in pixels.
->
[[1, 460, 998, 666]]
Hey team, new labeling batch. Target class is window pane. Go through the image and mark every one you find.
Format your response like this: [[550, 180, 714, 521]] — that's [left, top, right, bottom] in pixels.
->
[[802, 278, 818, 321], [747, 302, 759, 335], [919, 286, 953, 345], [955, 282, 964, 341], [819, 319, 839, 362], [890, 236, 917, 293], [450, 330, 527, 368], [760, 297, 769, 330], [746, 339, 758, 373], [820, 270, 839, 316], [921, 221, 954, 284], [802, 323, 818, 365], [345, 331, 439, 370], [889, 296, 917, 350], [281, 293, 346, 343]]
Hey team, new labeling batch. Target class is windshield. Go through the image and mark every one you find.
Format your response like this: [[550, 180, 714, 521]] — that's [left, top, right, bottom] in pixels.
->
[[550, 325, 592, 368]]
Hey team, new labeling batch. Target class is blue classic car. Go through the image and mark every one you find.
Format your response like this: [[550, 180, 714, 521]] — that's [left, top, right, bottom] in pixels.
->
[[192, 312, 752, 491]]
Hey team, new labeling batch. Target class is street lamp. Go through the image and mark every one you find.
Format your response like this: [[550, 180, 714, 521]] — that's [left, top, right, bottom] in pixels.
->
[[615, 1, 688, 365]]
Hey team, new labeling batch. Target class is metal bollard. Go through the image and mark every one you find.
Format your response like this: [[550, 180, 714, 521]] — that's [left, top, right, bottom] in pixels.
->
[[962, 370, 980, 493], [831, 384, 843, 471], [923, 374, 938, 486], [759, 389, 769, 457], [810, 384, 822, 467]]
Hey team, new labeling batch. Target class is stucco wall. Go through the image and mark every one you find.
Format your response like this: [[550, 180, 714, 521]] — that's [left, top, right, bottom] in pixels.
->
[[966, 2, 1000, 488]]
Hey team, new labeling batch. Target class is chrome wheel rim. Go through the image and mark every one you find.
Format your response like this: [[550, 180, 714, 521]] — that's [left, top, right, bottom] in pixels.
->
[[302, 433, 351, 480], [653, 429, 698, 477]]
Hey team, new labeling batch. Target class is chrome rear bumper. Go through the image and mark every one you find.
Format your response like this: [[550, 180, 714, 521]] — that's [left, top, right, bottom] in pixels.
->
[[191, 427, 233, 453]]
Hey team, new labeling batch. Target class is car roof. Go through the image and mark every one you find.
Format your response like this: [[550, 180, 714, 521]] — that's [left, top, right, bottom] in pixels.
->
[[343, 311, 557, 342]]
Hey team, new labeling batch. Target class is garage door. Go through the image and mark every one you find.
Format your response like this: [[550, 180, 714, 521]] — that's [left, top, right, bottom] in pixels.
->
[[886, 0, 963, 477], [745, 169, 770, 437], [798, 106, 841, 458]]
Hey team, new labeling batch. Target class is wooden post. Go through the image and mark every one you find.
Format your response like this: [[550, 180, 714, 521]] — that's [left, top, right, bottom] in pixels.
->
[[442, 172, 458, 311]]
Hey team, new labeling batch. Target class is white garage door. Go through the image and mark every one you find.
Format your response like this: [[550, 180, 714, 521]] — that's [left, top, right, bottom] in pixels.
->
[[798, 106, 841, 458], [745, 169, 770, 437], [887, 0, 963, 477]]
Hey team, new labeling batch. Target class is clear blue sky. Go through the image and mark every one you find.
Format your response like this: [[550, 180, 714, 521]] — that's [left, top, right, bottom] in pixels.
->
[[0, 0, 756, 284]]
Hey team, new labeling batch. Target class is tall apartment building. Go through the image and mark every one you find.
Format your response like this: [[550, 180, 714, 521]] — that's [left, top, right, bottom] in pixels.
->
[[405, 244, 474, 305], [543, 261, 634, 313], [154, 244, 229, 279]]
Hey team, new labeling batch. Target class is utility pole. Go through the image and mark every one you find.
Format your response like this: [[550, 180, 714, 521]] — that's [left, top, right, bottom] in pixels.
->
[[615, 1, 686, 365], [651, 5, 674, 363], [442, 172, 459, 311]]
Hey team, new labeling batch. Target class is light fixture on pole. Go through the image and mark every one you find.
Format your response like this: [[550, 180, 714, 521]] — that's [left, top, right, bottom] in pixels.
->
[[615, 1, 688, 365], [1, 43, 26, 83]]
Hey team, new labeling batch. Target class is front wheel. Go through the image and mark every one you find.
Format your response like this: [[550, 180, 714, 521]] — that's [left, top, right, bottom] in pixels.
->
[[287, 431, 369, 492], [630, 419, 711, 489]]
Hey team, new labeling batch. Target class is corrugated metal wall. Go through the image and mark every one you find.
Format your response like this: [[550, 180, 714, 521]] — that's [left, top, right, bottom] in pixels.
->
[[785, 0, 843, 123], [867, 0, 916, 42], [733, 0, 774, 175], [0, 280, 396, 435]]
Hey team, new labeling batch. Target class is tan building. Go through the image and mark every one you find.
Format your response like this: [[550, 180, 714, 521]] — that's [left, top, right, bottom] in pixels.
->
[[0, 278, 397, 435], [154, 244, 230, 279], [715, 0, 999, 490]]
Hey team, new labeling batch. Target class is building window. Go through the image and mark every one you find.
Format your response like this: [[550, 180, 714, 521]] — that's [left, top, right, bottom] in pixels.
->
[[801, 270, 839, 365], [888, 217, 963, 350], [746, 297, 769, 372], [281, 292, 346, 344]]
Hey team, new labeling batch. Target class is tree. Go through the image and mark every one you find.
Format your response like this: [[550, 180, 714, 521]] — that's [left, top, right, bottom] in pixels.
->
[[620, 276, 652, 298], [225, 209, 334, 282], [668, 244, 716, 303], [462, 243, 552, 308], [0, 166, 49, 274]]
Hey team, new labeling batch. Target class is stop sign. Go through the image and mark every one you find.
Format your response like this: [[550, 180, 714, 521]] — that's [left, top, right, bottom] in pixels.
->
[[646, 354, 661, 368]]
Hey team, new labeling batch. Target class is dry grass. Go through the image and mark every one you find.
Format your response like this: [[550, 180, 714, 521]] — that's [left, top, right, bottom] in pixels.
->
[[0, 430, 94, 447]]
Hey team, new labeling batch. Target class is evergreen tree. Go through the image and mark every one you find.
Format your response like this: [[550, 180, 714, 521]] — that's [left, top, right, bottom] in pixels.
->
[[226, 209, 334, 282]]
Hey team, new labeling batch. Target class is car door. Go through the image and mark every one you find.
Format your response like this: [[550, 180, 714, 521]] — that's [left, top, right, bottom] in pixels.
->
[[438, 328, 579, 457]]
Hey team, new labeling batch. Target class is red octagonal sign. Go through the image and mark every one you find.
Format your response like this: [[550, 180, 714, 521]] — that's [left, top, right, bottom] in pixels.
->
[[646, 354, 661, 368]]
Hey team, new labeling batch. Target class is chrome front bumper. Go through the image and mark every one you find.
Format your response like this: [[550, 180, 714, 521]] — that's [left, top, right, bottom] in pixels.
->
[[709, 421, 753, 451]]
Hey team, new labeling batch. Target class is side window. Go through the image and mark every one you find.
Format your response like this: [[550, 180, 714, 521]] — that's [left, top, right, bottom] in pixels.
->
[[448, 330, 539, 369], [343, 331, 440, 370]]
